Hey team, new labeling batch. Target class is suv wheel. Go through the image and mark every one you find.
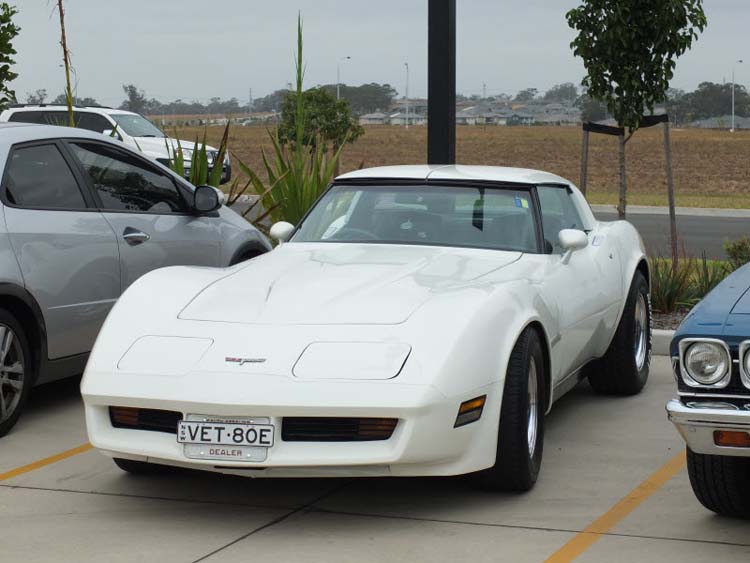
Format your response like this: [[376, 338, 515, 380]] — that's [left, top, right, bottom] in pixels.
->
[[0, 309, 33, 438]]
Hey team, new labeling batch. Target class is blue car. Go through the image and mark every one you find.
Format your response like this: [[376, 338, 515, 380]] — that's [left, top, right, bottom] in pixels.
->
[[667, 264, 750, 518]]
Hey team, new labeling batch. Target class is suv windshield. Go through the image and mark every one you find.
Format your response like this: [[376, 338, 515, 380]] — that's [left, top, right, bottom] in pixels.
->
[[292, 184, 539, 253], [112, 114, 165, 138]]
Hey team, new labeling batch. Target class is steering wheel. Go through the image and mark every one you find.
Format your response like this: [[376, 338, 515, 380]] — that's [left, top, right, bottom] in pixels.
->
[[329, 227, 380, 241]]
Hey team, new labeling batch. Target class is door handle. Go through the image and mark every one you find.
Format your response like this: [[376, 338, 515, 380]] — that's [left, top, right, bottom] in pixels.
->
[[122, 227, 151, 246]]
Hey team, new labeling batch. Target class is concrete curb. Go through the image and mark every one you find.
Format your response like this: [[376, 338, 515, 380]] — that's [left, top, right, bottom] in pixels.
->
[[591, 204, 750, 219], [653, 329, 674, 357]]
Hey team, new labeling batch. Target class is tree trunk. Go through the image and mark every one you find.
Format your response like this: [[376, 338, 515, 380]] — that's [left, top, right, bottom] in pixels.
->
[[617, 133, 627, 219], [663, 121, 678, 270], [580, 129, 589, 194]]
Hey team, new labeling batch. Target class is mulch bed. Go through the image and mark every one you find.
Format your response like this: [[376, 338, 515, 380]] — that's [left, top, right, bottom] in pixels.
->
[[653, 308, 690, 331]]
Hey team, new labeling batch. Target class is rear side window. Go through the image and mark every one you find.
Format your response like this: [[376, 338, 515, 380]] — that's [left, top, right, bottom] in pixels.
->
[[8, 111, 68, 126], [8, 110, 112, 133], [69, 142, 189, 214], [4, 144, 86, 209], [73, 112, 112, 133]]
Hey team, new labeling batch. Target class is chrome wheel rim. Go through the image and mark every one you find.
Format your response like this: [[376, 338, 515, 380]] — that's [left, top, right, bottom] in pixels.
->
[[527, 356, 539, 456], [0, 324, 24, 425], [634, 293, 648, 372]]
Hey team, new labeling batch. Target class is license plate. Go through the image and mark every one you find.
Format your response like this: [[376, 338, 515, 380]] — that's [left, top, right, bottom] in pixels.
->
[[177, 415, 273, 462]]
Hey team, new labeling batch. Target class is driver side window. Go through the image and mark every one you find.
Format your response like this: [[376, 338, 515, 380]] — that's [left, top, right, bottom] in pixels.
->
[[537, 186, 585, 254], [69, 142, 188, 214]]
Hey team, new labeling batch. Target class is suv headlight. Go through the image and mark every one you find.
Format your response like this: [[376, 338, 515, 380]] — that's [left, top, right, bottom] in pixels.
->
[[680, 339, 731, 387]]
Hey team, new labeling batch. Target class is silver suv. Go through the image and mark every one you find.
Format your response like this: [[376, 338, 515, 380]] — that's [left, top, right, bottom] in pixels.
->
[[0, 123, 270, 436]]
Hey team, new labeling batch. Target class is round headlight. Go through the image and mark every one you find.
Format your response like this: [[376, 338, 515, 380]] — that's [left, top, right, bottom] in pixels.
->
[[684, 342, 729, 385], [744, 348, 750, 381]]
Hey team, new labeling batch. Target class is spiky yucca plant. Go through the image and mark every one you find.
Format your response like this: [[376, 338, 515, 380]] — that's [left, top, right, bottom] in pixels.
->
[[257, 14, 346, 225]]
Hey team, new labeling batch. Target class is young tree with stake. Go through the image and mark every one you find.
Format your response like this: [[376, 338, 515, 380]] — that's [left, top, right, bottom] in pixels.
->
[[567, 0, 706, 268]]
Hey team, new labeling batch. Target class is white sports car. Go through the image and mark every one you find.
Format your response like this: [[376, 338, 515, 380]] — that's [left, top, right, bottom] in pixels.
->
[[82, 165, 651, 491]]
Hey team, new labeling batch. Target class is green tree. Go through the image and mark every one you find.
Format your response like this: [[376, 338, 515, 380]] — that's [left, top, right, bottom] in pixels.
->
[[514, 88, 538, 102], [25, 88, 47, 104], [567, 0, 706, 220], [0, 3, 20, 111], [51, 92, 99, 106], [278, 87, 363, 152], [120, 84, 147, 114], [681, 82, 750, 121], [567, 1, 706, 133], [319, 83, 397, 115], [543, 83, 578, 103], [576, 93, 607, 122]]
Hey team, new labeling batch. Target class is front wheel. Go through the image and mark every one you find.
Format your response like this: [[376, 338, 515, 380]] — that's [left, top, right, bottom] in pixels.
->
[[687, 448, 750, 518], [587, 270, 651, 396], [473, 328, 545, 492]]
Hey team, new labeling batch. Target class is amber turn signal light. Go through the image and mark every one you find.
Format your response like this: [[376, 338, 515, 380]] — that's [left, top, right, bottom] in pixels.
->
[[454, 395, 487, 428], [714, 430, 750, 448]]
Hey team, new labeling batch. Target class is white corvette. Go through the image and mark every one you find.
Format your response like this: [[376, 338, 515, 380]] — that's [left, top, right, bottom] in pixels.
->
[[82, 165, 651, 491]]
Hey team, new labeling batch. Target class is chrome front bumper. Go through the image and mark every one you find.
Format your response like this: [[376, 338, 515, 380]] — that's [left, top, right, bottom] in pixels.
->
[[666, 399, 750, 457]]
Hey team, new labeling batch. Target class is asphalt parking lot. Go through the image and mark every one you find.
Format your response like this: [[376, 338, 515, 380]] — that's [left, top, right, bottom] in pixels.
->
[[2, 356, 748, 563]]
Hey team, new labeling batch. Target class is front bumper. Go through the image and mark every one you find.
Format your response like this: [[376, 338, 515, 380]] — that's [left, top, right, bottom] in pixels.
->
[[83, 372, 501, 478], [666, 399, 750, 457]]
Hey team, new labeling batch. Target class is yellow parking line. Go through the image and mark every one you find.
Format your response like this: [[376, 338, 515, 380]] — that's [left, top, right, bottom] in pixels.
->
[[545, 450, 687, 563], [0, 443, 92, 482]]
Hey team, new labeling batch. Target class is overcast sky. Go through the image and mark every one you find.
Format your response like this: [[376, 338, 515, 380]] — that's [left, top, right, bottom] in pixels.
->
[[12, 0, 750, 106]]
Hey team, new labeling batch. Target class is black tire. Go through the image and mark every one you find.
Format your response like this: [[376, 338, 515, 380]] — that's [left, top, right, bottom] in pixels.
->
[[0, 309, 34, 438], [473, 328, 545, 492], [687, 448, 750, 518], [587, 270, 651, 396], [113, 457, 175, 475]]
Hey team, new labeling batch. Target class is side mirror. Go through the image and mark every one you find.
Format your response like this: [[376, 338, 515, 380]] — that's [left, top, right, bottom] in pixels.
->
[[193, 185, 221, 214], [558, 229, 588, 264], [212, 187, 226, 206], [270, 221, 295, 243]]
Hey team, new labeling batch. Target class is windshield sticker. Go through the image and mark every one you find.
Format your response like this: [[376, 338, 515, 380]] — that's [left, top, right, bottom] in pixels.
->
[[514, 197, 530, 209]]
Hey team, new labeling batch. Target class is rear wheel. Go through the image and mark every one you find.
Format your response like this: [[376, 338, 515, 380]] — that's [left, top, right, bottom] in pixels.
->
[[474, 328, 545, 492], [687, 448, 750, 518], [0, 309, 33, 438], [587, 270, 651, 396], [113, 457, 176, 475]]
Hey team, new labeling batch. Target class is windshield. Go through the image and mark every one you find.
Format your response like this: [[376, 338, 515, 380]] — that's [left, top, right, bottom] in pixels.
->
[[292, 184, 539, 253], [112, 114, 166, 138]]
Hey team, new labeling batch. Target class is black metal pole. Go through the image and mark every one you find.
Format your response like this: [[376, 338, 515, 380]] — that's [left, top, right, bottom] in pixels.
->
[[427, 0, 456, 164]]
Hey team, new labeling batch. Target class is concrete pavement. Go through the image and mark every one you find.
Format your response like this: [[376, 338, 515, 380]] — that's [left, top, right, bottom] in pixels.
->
[[2, 357, 748, 562]]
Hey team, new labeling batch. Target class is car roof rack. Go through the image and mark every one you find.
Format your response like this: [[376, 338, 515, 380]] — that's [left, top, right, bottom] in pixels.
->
[[7, 103, 113, 110]]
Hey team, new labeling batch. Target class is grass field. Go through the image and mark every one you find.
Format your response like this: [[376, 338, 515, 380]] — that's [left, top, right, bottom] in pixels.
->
[[175, 124, 750, 208]]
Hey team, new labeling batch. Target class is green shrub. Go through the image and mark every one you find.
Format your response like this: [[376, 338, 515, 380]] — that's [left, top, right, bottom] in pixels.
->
[[725, 237, 750, 270], [692, 252, 731, 298], [650, 258, 696, 313]]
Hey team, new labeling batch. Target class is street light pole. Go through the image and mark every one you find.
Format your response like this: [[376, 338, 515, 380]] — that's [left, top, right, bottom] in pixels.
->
[[337, 56, 351, 101], [404, 62, 410, 129], [732, 59, 743, 132]]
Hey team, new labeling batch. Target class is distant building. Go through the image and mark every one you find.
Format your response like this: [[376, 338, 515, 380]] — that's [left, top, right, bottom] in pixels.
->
[[389, 111, 427, 126], [359, 112, 388, 125]]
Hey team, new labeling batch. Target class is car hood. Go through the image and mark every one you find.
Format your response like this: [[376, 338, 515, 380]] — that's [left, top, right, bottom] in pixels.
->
[[179, 243, 522, 325], [132, 137, 217, 159]]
